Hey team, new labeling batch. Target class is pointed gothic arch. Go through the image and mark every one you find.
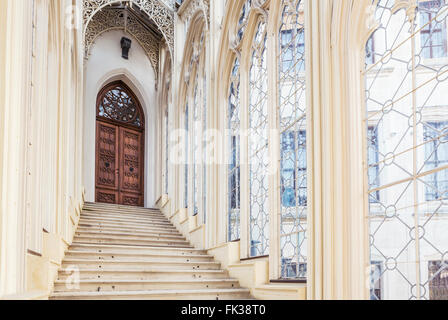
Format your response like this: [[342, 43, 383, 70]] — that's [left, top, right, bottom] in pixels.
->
[[95, 80, 146, 207], [83, 0, 174, 57]]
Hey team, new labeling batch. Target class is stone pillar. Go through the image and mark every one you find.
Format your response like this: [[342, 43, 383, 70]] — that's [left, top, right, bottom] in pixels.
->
[[305, 0, 373, 300], [0, 0, 33, 297]]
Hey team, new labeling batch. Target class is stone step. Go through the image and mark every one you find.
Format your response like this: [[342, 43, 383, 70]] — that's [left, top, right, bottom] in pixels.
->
[[57, 269, 230, 281], [68, 243, 206, 255], [75, 230, 185, 241], [78, 218, 174, 229], [83, 210, 165, 220], [52, 202, 251, 300], [53, 279, 241, 293], [76, 227, 181, 238], [73, 235, 190, 247], [50, 288, 251, 300], [64, 251, 215, 263], [77, 222, 178, 233], [73, 237, 193, 248], [81, 212, 168, 221], [83, 203, 160, 214], [80, 215, 172, 226], [61, 259, 221, 270]]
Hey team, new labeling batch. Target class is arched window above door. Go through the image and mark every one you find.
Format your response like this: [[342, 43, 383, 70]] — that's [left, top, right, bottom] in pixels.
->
[[97, 81, 145, 129]]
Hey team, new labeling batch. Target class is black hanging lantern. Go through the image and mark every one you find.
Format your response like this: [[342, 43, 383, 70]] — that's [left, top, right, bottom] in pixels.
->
[[121, 37, 132, 60]]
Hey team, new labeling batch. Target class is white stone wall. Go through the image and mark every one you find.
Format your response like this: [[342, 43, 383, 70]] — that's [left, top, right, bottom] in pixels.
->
[[83, 30, 159, 207]]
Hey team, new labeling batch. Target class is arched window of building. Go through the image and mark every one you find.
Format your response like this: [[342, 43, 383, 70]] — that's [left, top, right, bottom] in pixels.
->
[[186, 26, 207, 222], [184, 103, 189, 209], [237, 0, 252, 41], [97, 82, 144, 128], [228, 57, 241, 242], [249, 18, 269, 257], [162, 55, 171, 197], [202, 64, 208, 224], [278, 0, 307, 280], [193, 73, 200, 216], [365, 0, 448, 300]]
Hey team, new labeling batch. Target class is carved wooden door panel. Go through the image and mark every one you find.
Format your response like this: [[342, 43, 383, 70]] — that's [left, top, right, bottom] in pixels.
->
[[95, 121, 119, 204], [119, 127, 144, 206], [95, 81, 145, 207]]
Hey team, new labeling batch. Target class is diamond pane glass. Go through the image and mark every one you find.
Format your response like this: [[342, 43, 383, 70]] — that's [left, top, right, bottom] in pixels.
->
[[193, 74, 200, 216], [237, 0, 252, 41], [365, 0, 448, 300], [202, 69, 207, 224], [98, 84, 144, 128], [228, 57, 241, 242], [164, 110, 169, 195], [278, 0, 307, 280], [249, 20, 269, 257], [184, 103, 189, 209]]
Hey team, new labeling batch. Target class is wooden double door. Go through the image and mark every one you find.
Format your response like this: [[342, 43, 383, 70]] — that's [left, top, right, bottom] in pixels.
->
[[95, 120, 144, 207]]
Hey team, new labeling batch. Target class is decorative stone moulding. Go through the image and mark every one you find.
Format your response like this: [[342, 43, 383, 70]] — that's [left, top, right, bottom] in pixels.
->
[[177, 0, 210, 29], [83, 0, 174, 58], [392, 0, 418, 21], [252, 0, 268, 17], [84, 8, 160, 75]]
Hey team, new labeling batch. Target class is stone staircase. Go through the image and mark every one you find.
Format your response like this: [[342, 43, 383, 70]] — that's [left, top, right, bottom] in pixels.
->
[[50, 202, 251, 300]]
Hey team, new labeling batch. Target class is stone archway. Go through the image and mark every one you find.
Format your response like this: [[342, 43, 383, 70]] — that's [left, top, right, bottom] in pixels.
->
[[95, 80, 146, 207]]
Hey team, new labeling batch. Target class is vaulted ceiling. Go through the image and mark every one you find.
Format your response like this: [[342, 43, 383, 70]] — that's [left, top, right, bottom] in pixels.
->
[[83, 0, 175, 77]]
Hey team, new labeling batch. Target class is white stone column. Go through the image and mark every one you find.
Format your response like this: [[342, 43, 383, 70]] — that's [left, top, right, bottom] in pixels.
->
[[305, 0, 373, 300], [0, 0, 33, 296]]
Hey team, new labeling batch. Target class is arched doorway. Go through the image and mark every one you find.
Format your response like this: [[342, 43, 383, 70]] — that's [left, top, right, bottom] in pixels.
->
[[95, 81, 145, 207]]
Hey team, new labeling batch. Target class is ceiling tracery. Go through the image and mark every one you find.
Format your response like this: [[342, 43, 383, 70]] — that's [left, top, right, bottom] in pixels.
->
[[83, 0, 175, 77], [85, 8, 160, 75], [177, 0, 210, 28]]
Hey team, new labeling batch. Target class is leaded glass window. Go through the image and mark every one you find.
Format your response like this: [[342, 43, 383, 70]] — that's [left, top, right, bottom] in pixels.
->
[[228, 57, 241, 242], [370, 261, 383, 300], [278, 0, 307, 279], [202, 70, 207, 224], [428, 260, 448, 299], [97, 82, 144, 128], [237, 0, 252, 41], [419, 0, 447, 59], [366, 36, 375, 65], [424, 122, 448, 201], [184, 104, 189, 209], [368, 126, 380, 203], [365, 0, 448, 300], [249, 19, 269, 257], [192, 74, 200, 216], [164, 110, 169, 195], [188, 30, 207, 220]]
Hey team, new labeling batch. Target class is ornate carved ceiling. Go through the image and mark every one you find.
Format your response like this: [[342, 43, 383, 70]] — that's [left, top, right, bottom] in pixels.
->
[[178, 0, 210, 28], [85, 8, 161, 74], [83, 0, 175, 76], [177, 0, 210, 28]]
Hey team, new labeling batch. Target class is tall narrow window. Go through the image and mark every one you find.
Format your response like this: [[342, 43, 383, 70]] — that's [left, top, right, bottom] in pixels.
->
[[365, 0, 448, 300], [202, 69, 207, 224], [368, 126, 380, 203], [366, 36, 375, 65], [249, 19, 269, 257], [237, 0, 252, 41], [164, 110, 169, 195], [419, 0, 447, 59], [184, 104, 189, 209], [428, 260, 448, 299], [278, 0, 307, 279], [228, 57, 241, 242], [424, 122, 448, 200], [189, 30, 206, 220], [192, 74, 200, 216]]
